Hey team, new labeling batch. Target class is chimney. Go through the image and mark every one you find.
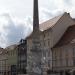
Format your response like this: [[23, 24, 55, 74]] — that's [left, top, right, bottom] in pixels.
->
[[33, 0, 39, 32]]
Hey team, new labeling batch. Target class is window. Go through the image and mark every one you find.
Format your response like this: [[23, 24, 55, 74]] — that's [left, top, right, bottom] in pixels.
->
[[48, 59, 51, 67], [52, 59, 55, 67], [44, 34, 45, 38], [73, 57, 75, 66], [12, 50, 14, 56], [60, 59, 62, 66], [53, 50, 57, 59], [59, 50, 63, 66], [11, 51, 12, 56], [46, 40, 49, 47], [43, 41, 45, 46], [73, 47, 75, 57], [43, 50, 46, 58], [48, 39, 50, 46], [55, 59, 57, 67], [66, 58, 68, 66], [65, 49, 68, 58]]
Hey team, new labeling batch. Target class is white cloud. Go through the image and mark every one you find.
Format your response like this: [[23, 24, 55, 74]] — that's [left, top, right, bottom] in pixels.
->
[[39, 0, 75, 22], [39, 7, 64, 23], [0, 13, 32, 48], [1, 0, 75, 48]]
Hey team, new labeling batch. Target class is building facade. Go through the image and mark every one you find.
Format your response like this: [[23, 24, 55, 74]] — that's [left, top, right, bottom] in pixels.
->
[[6, 44, 18, 75], [27, 0, 75, 75], [52, 25, 75, 75], [0, 48, 8, 75]]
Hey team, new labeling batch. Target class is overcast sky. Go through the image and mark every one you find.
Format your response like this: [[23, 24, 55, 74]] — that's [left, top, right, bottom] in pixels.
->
[[0, 0, 75, 48]]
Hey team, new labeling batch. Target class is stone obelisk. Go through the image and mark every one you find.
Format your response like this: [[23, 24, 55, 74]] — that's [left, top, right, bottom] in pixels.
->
[[33, 0, 39, 32], [27, 0, 42, 75], [30, 0, 41, 75]]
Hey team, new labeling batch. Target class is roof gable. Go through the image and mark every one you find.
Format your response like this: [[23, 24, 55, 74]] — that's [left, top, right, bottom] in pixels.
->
[[26, 12, 73, 39], [39, 12, 66, 31], [54, 25, 75, 48]]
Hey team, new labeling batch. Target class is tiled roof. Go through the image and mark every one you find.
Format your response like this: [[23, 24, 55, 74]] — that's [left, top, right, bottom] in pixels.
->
[[5, 44, 17, 50], [27, 13, 64, 39], [39, 14, 63, 31], [0, 48, 7, 54], [0, 48, 4, 54], [0, 45, 17, 54], [27, 12, 72, 39], [54, 25, 75, 48]]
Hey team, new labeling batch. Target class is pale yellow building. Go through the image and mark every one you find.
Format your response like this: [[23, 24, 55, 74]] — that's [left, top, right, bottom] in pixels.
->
[[5, 44, 18, 75], [0, 48, 8, 75]]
